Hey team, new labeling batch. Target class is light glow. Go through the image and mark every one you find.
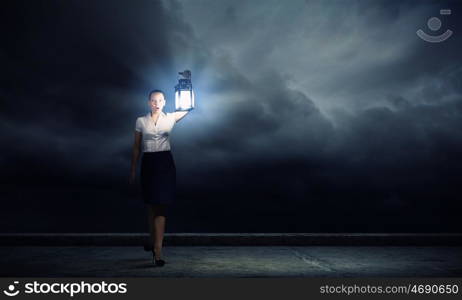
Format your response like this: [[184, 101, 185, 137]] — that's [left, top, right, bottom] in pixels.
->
[[175, 89, 195, 111]]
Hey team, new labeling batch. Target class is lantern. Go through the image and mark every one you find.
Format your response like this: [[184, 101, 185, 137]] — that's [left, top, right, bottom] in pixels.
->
[[174, 70, 195, 111]]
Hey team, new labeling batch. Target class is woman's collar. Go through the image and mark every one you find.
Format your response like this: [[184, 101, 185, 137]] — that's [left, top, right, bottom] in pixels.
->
[[146, 111, 166, 118]]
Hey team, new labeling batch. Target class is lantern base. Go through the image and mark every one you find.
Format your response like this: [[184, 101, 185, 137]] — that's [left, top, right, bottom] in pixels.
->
[[175, 107, 194, 112]]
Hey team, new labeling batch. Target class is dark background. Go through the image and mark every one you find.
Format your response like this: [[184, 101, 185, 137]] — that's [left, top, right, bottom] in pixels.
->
[[1, 0, 461, 233]]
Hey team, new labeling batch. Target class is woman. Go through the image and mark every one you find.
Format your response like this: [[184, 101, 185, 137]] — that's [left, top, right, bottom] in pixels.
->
[[129, 89, 190, 267]]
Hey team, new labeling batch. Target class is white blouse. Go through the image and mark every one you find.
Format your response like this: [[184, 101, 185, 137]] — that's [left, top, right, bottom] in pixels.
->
[[135, 112, 176, 152]]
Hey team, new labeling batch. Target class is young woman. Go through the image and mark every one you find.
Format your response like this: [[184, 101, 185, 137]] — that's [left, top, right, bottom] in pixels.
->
[[129, 89, 190, 267]]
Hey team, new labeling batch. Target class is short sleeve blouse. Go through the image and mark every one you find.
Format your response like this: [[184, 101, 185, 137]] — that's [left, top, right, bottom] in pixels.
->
[[135, 112, 176, 152]]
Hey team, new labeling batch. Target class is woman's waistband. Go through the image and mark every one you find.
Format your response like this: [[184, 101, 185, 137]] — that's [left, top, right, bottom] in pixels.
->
[[142, 150, 172, 155]]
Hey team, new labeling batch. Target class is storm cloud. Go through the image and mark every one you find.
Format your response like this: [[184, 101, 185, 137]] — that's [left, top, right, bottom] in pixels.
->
[[1, 0, 461, 232]]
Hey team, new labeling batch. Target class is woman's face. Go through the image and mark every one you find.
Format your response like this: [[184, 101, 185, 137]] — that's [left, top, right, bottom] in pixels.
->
[[149, 92, 166, 113]]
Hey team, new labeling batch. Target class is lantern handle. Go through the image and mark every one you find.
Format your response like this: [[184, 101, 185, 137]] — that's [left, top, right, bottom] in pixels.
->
[[179, 70, 191, 80]]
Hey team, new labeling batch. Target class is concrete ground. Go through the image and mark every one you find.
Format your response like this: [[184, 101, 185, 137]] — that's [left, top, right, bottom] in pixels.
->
[[1, 246, 461, 277]]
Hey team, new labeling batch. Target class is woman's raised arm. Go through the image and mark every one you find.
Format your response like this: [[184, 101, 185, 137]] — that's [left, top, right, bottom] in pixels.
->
[[174, 111, 190, 123]]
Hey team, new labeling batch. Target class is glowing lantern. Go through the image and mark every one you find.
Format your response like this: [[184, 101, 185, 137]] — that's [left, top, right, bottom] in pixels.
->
[[175, 70, 195, 111]]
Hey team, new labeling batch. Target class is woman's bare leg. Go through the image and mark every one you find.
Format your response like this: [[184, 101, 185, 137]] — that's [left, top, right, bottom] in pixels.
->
[[147, 204, 166, 260], [153, 214, 166, 259], [146, 204, 155, 249]]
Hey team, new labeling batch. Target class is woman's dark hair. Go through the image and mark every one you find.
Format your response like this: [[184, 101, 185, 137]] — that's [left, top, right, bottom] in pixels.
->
[[148, 89, 166, 100]]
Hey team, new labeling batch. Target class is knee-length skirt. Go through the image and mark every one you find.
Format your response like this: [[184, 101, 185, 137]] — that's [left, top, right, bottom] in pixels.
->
[[140, 151, 176, 205]]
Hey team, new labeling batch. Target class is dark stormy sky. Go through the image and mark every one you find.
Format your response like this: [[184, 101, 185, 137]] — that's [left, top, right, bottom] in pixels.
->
[[1, 0, 461, 233]]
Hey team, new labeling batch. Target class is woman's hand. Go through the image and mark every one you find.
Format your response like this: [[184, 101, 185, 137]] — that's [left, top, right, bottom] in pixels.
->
[[129, 169, 136, 185]]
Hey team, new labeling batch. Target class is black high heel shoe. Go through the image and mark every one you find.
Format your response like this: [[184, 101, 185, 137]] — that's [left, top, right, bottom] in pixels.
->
[[152, 250, 166, 267]]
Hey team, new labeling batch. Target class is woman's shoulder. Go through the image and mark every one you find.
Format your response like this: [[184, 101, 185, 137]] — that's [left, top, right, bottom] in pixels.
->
[[137, 113, 149, 121], [135, 114, 148, 129]]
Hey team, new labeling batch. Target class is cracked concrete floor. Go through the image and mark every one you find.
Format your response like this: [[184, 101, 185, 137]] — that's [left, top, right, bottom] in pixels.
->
[[0, 246, 461, 277]]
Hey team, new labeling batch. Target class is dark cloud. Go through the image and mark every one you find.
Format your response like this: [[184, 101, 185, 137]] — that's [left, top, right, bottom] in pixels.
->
[[1, 0, 178, 180], [1, 0, 461, 232]]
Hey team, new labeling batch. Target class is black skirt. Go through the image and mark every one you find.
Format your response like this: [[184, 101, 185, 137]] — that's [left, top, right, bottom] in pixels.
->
[[140, 151, 176, 205]]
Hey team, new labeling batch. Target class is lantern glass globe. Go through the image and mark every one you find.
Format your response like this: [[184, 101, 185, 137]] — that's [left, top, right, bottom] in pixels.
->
[[175, 89, 195, 111]]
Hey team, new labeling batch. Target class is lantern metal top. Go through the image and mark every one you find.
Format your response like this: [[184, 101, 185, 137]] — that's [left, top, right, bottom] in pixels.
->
[[175, 70, 192, 91], [179, 70, 191, 79]]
